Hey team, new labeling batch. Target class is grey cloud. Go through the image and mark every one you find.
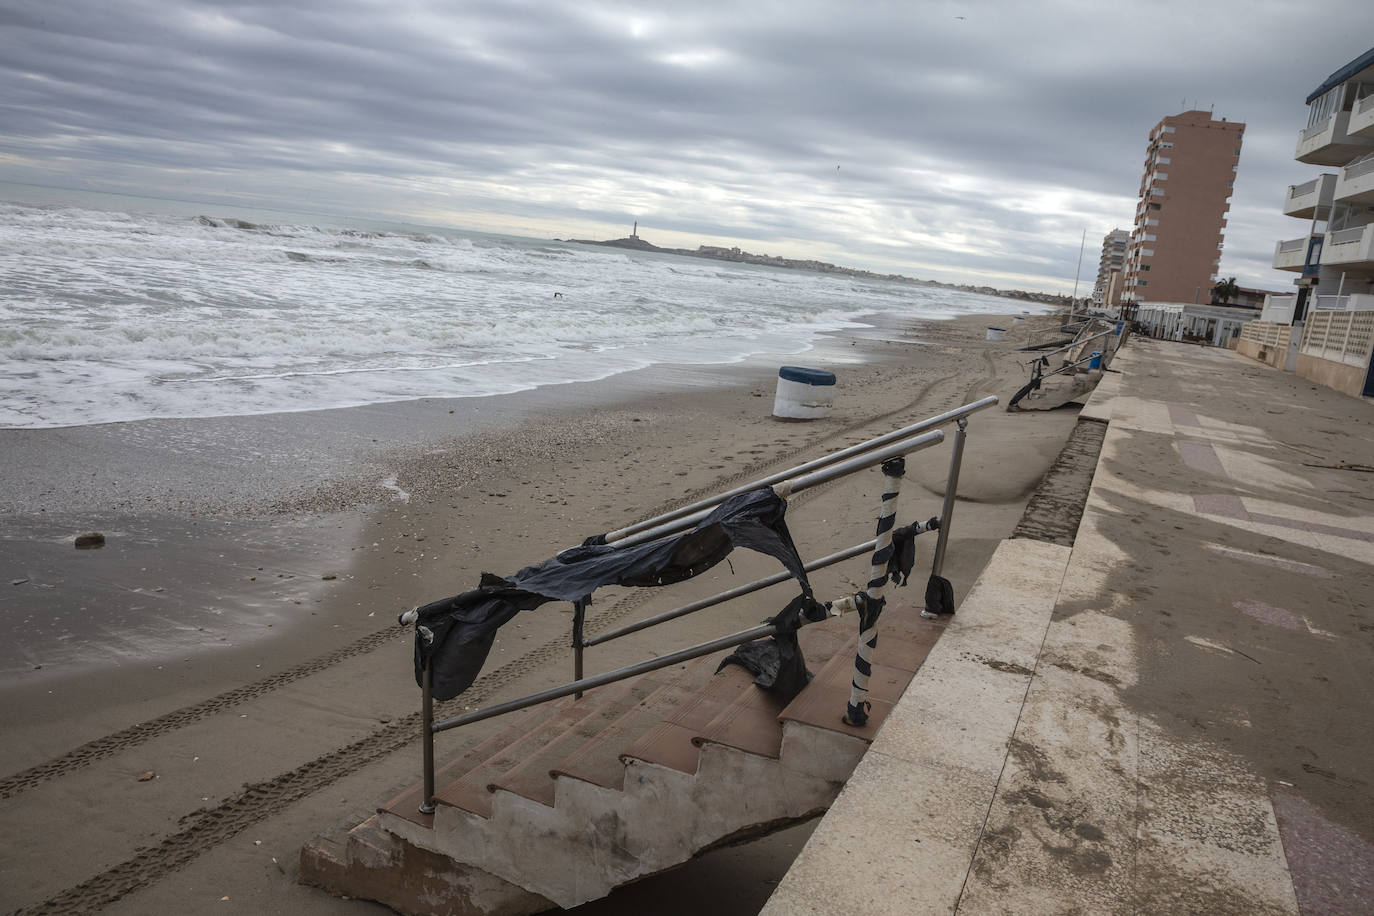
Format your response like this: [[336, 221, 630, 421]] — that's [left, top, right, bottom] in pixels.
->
[[3, 0, 1372, 292]]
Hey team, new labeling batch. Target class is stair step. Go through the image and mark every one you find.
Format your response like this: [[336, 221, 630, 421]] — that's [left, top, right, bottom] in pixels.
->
[[781, 603, 945, 738], [621, 656, 763, 773], [689, 613, 866, 758], [488, 671, 677, 807], [379, 702, 568, 828], [690, 674, 788, 758], [434, 697, 623, 818], [624, 611, 869, 769], [552, 656, 720, 788]]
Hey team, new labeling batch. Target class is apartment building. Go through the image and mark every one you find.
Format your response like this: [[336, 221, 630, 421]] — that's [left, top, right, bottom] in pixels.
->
[[1090, 228, 1130, 309], [1255, 46, 1374, 398], [1122, 111, 1244, 308], [1271, 46, 1374, 319]]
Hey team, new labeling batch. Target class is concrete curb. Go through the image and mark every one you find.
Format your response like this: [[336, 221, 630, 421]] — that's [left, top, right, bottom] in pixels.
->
[[759, 537, 1071, 915]]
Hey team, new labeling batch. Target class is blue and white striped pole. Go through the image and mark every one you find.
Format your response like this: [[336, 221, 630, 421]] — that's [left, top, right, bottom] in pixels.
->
[[844, 456, 906, 727]]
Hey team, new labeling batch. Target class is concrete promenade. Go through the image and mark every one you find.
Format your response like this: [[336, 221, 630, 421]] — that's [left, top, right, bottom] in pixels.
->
[[763, 338, 1374, 914]]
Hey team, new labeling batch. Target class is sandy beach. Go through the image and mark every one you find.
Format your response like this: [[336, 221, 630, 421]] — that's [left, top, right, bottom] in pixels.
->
[[0, 310, 1082, 915]]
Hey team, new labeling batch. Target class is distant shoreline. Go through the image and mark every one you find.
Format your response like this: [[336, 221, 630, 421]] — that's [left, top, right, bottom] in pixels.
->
[[560, 233, 1072, 308]]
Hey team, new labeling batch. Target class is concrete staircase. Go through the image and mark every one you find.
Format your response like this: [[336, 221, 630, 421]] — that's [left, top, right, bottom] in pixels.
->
[[301, 603, 945, 915]]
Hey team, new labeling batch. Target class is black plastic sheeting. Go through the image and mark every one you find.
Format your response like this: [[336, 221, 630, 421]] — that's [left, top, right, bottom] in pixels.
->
[[717, 593, 828, 700], [717, 517, 938, 703], [411, 488, 812, 701]]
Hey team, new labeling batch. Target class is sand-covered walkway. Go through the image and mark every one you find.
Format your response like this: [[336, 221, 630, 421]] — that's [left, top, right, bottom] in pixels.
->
[[766, 337, 1374, 915]]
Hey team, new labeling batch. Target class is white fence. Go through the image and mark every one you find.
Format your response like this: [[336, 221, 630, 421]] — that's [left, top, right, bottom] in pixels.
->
[[1240, 321, 1292, 348], [1300, 309, 1374, 368]]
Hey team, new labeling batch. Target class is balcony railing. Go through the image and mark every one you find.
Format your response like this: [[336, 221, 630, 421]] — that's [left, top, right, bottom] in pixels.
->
[[1320, 223, 1374, 267], [1301, 116, 1333, 142], [1353, 94, 1374, 139], [1297, 110, 1374, 165], [1346, 155, 1374, 181], [1290, 178, 1321, 198], [1273, 235, 1321, 273]]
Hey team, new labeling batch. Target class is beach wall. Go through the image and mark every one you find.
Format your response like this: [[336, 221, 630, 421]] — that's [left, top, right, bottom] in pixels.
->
[[1295, 352, 1369, 397]]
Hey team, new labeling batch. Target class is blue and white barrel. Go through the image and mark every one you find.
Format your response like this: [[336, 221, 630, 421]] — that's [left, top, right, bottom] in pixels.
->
[[1088, 350, 1103, 369], [773, 366, 836, 419]]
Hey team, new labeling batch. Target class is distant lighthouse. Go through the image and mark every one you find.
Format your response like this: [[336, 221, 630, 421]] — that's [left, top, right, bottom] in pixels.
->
[[632, 221, 638, 239]]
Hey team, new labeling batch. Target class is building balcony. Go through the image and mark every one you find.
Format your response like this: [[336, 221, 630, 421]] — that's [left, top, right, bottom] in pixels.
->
[[1321, 223, 1374, 268], [1273, 235, 1323, 273], [1333, 154, 1374, 205], [1283, 173, 1336, 219], [1296, 110, 1374, 165], [1313, 291, 1374, 311], [1349, 93, 1374, 139]]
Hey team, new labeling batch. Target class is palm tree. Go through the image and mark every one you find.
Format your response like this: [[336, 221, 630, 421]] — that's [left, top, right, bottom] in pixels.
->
[[1212, 277, 1240, 304]]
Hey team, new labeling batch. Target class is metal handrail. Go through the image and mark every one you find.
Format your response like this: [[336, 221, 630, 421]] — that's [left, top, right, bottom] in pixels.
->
[[1022, 328, 1115, 365], [433, 621, 779, 734], [410, 398, 995, 814], [597, 396, 996, 545], [607, 429, 944, 549], [583, 538, 881, 649]]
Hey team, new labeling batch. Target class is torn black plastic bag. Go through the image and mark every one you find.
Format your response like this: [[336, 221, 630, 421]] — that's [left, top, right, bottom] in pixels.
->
[[716, 593, 828, 702], [886, 517, 939, 587], [412, 488, 812, 700]]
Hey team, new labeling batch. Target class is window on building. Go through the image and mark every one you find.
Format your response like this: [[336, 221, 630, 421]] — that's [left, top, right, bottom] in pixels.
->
[[1307, 86, 1340, 128]]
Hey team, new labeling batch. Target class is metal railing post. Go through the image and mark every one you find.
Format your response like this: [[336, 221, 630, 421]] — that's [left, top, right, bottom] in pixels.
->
[[572, 599, 586, 700], [930, 417, 968, 581], [844, 456, 905, 726], [420, 660, 436, 815]]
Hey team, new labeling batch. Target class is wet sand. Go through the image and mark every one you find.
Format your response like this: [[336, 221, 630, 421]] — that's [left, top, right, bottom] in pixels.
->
[[0, 310, 1080, 914]]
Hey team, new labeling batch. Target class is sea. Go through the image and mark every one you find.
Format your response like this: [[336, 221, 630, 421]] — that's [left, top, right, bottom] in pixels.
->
[[0, 184, 1043, 430]]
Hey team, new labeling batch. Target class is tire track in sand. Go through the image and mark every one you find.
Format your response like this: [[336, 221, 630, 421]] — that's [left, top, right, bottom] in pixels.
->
[[2, 371, 961, 802], [8, 370, 974, 912], [8, 468, 861, 915]]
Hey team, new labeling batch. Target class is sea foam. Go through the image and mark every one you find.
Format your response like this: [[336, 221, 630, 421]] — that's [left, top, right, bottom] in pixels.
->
[[0, 200, 1040, 429]]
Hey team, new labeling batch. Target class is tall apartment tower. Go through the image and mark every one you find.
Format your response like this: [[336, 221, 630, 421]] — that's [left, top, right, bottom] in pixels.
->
[[1091, 228, 1130, 308], [1123, 111, 1244, 308]]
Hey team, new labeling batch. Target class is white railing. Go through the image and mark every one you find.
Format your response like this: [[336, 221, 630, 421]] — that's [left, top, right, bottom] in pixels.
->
[[1300, 308, 1374, 367], [1329, 226, 1368, 245], [1302, 116, 1333, 142], [1344, 155, 1374, 181], [1240, 321, 1291, 348], [1359, 94, 1374, 115], [1290, 178, 1320, 198], [1278, 238, 1306, 253]]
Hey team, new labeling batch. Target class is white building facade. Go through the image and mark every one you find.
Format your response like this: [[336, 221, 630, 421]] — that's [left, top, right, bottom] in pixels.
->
[[1259, 46, 1374, 397]]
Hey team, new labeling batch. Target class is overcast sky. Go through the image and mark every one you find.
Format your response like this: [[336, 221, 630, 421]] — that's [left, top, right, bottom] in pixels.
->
[[2, 1, 1371, 294]]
